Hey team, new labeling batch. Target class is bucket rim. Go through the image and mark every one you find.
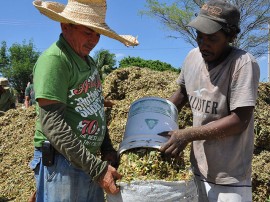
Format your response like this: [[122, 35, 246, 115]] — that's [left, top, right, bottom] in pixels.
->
[[130, 96, 178, 112], [118, 134, 169, 155]]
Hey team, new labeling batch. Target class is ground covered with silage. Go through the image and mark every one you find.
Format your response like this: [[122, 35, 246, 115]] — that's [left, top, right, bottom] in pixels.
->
[[0, 107, 36, 201], [0, 67, 269, 201]]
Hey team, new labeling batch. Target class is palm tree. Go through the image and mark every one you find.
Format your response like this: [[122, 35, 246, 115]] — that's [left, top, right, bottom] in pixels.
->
[[93, 49, 117, 81]]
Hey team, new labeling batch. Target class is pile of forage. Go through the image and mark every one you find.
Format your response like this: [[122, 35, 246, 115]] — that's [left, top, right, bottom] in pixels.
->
[[117, 148, 192, 182]]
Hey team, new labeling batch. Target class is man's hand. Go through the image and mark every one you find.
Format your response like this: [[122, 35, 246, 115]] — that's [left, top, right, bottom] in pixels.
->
[[101, 150, 119, 169], [104, 100, 115, 108], [158, 130, 189, 157], [98, 165, 122, 194]]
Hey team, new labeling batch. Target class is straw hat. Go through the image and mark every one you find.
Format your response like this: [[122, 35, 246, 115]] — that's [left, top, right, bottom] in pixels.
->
[[33, 0, 139, 46], [0, 78, 10, 89]]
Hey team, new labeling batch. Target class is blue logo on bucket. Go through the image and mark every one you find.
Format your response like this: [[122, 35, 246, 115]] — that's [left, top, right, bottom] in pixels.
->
[[145, 119, 159, 129]]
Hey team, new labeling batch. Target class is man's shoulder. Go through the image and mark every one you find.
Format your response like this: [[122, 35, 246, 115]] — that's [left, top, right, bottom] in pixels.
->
[[39, 42, 62, 58], [188, 47, 200, 54], [186, 48, 202, 59], [35, 43, 71, 71], [184, 48, 202, 64], [231, 48, 256, 62]]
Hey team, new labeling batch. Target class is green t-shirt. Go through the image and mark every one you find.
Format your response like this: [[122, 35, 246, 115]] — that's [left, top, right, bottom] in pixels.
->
[[25, 84, 36, 105], [33, 35, 106, 154], [0, 88, 16, 112]]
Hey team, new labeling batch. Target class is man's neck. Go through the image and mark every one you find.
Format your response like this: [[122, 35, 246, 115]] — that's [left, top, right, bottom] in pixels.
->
[[207, 46, 233, 71]]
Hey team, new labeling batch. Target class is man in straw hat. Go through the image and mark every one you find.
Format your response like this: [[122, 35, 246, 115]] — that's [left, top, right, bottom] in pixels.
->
[[159, 0, 260, 201], [0, 77, 16, 114], [29, 0, 138, 201]]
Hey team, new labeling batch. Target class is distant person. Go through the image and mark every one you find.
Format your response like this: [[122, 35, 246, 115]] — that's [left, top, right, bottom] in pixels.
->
[[24, 74, 36, 108], [29, 0, 138, 201], [0, 77, 16, 113], [159, 0, 260, 201]]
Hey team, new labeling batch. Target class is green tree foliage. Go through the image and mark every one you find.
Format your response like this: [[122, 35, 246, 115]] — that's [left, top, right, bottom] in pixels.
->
[[0, 41, 9, 68], [93, 49, 116, 81], [0, 40, 40, 92], [119, 56, 179, 73], [141, 0, 270, 58]]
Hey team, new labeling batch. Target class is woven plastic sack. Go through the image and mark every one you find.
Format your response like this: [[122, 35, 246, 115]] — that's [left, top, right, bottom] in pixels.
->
[[106, 179, 198, 202]]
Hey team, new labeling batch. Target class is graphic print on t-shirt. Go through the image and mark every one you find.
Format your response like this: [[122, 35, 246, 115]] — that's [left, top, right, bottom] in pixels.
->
[[189, 88, 219, 119], [68, 68, 106, 150]]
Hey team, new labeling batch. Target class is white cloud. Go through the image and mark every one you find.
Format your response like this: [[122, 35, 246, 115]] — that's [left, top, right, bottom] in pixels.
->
[[115, 53, 125, 59]]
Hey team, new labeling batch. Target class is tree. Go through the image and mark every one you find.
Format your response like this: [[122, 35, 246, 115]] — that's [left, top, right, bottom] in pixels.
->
[[0, 40, 40, 93], [93, 49, 116, 80], [141, 0, 270, 58], [0, 41, 9, 68], [119, 56, 179, 72]]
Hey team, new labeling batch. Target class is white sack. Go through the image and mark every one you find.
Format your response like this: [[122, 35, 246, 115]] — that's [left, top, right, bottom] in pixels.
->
[[107, 179, 198, 202]]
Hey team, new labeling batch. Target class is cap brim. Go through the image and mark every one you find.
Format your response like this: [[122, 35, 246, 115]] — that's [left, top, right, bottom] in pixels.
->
[[188, 15, 222, 34], [3, 86, 9, 90]]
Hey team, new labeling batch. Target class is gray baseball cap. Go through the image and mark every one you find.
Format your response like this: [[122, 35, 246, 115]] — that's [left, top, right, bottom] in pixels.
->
[[188, 0, 240, 34]]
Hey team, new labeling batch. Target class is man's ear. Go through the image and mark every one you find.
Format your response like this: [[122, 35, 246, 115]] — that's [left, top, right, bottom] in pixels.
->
[[229, 31, 237, 43], [60, 23, 67, 31]]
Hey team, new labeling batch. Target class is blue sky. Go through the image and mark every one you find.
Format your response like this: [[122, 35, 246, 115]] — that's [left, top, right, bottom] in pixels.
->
[[0, 0, 269, 81]]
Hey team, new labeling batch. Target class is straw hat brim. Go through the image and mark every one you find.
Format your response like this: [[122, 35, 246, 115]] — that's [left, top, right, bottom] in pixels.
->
[[33, 1, 139, 46]]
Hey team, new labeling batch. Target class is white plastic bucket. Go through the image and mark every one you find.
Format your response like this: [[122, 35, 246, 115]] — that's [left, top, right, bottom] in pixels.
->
[[118, 96, 178, 154]]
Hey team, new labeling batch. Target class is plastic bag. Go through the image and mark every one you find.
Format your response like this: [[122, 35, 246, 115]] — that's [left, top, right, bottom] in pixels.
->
[[107, 179, 198, 202]]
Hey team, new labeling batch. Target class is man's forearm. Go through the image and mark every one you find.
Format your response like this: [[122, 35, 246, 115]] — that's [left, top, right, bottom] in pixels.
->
[[39, 103, 108, 181], [183, 106, 254, 142], [25, 96, 30, 108], [169, 86, 188, 111]]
